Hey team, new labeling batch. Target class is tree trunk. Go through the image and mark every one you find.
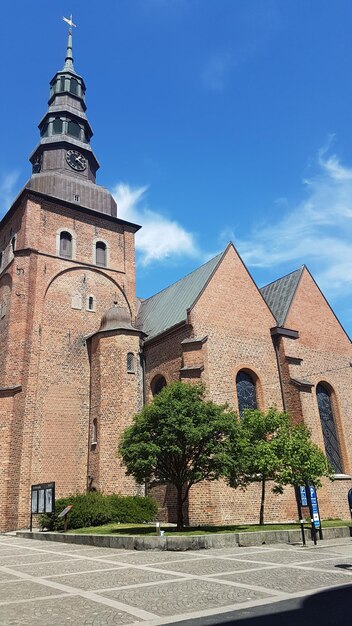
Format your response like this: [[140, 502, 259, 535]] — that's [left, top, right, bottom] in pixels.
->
[[259, 478, 266, 525], [176, 486, 184, 530]]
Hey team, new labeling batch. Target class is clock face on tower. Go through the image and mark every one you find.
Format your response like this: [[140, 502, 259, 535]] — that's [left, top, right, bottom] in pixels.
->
[[66, 149, 87, 171]]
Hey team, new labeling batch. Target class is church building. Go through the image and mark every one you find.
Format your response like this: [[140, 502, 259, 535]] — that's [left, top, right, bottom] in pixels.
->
[[1, 29, 351, 532]]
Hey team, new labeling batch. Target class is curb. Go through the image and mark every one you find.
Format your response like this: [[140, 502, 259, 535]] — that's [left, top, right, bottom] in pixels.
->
[[16, 525, 351, 551]]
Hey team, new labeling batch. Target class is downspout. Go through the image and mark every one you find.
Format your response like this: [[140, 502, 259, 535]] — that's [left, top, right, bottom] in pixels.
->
[[272, 334, 287, 412]]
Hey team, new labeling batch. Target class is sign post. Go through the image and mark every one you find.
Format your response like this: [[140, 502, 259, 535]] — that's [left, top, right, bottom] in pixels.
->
[[305, 482, 322, 544], [294, 484, 306, 546], [30, 482, 55, 531], [58, 505, 73, 532]]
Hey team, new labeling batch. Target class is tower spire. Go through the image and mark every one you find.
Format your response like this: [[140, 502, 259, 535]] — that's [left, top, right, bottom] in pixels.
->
[[62, 15, 76, 71]]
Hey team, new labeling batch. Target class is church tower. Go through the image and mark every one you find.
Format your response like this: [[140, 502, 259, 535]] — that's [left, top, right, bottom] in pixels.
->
[[0, 21, 143, 531]]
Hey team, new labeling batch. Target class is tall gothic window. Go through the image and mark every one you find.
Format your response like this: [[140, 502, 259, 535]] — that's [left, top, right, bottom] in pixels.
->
[[236, 370, 257, 416], [316, 383, 343, 473], [95, 241, 107, 267], [59, 231, 72, 258], [151, 375, 167, 396]]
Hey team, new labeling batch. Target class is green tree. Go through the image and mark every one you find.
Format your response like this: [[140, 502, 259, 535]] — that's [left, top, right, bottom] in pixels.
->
[[118, 381, 239, 529], [226, 408, 291, 525], [274, 421, 333, 490]]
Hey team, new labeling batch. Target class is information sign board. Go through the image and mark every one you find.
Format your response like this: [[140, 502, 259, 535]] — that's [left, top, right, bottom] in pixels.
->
[[300, 486, 308, 507], [309, 485, 320, 529], [30, 482, 55, 531]]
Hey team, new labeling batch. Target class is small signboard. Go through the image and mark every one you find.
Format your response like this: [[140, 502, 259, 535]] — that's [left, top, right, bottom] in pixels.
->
[[30, 482, 55, 531], [309, 485, 320, 529], [300, 486, 308, 507], [58, 505, 73, 519]]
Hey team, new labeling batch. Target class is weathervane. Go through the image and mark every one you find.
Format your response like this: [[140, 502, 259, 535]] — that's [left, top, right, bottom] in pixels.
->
[[63, 14, 77, 34]]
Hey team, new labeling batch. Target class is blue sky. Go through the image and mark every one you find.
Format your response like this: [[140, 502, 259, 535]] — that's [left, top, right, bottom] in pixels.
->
[[1, 0, 351, 336]]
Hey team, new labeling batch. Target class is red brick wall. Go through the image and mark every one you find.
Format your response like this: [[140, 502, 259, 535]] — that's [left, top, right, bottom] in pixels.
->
[[0, 192, 139, 531], [282, 268, 352, 519]]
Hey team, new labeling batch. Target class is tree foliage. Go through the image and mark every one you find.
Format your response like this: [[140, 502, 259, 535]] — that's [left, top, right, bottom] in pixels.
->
[[226, 408, 290, 525], [119, 381, 239, 529], [225, 407, 333, 525], [274, 421, 334, 488]]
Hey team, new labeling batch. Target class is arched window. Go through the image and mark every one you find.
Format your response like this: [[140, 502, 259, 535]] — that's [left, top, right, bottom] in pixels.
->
[[59, 76, 66, 91], [95, 241, 107, 267], [151, 375, 167, 396], [127, 352, 135, 373], [236, 370, 257, 416], [69, 78, 79, 95], [316, 383, 343, 473], [59, 231, 72, 258], [87, 296, 95, 311], [67, 120, 81, 139], [91, 419, 97, 446]]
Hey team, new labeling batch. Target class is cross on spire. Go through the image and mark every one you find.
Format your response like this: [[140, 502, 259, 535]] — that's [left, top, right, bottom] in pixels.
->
[[62, 15, 77, 71]]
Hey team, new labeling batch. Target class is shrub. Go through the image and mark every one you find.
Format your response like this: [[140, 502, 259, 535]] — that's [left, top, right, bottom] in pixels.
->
[[39, 492, 158, 531]]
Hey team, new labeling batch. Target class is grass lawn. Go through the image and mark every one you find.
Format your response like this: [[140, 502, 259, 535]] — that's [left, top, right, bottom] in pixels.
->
[[67, 519, 351, 536]]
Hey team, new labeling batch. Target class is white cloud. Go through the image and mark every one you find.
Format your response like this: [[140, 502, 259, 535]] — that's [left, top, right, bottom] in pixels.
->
[[235, 151, 352, 298], [0, 171, 20, 217], [112, 183, 198, 265]]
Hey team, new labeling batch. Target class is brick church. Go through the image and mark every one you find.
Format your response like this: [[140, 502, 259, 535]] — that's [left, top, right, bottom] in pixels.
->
[[1, 30, 351, 532]]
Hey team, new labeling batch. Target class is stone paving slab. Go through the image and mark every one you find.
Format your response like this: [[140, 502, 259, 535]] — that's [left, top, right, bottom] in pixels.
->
[[95, 551, 202, 565], [0, 580, 67, 604], [155, 557, 270, 576], [10, 560, 126, 578], [52, 567, 178, 591], [0, 594, 140, 626], [231, 548, 340, 564], [100, 578, 273, 616], [0, 553, 77, 566], [213, 565, 352, 594]]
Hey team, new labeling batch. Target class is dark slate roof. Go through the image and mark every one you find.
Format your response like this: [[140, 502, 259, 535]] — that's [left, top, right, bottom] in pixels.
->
[[136, 252, 224, 339], [260, 267, 304, 326]]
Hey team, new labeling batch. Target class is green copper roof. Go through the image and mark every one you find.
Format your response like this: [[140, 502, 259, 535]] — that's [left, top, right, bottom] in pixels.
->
[[260, 266, 304, 326], [63, 30, 76, 72], [137, 252, 224, 339]]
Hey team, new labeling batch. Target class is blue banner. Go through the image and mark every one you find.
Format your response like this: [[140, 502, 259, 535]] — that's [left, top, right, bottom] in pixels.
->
[[309, 485, 320, 529], [300, 486, 308, 507]]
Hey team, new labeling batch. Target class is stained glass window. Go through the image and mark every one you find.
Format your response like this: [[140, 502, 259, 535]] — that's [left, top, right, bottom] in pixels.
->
[[236, 371, 257, 416], [316, 383, 343, 473]]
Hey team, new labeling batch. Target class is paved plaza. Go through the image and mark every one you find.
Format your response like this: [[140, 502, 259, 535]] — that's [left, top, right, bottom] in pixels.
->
[[0, 535, 351, 625]]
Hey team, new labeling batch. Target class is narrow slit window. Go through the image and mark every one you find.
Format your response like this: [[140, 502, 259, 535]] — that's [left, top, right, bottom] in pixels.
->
[[59, 231, 72, 258], [92, 419, 97, 445], [127, 352, 135, 373], [95, 241, 107, 267], [88, 296, 94, 311]]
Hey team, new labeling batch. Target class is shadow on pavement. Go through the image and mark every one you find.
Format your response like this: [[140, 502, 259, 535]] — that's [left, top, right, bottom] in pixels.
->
[[179, 584, 352, 626]]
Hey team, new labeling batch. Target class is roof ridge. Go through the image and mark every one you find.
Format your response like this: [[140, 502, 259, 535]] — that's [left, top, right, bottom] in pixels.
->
[[138, 251, 224, 304]]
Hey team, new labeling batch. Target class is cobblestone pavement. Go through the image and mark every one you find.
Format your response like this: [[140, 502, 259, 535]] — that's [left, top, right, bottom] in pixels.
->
[[0, 535, 351, 625]]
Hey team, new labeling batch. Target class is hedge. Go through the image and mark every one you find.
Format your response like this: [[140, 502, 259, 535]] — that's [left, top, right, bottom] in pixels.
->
[[39, 492, 158, 531]]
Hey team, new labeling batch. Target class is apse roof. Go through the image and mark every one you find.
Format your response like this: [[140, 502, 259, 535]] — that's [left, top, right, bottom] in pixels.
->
[[260, 266, 304, 326], [136, 252, 224, 339]]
